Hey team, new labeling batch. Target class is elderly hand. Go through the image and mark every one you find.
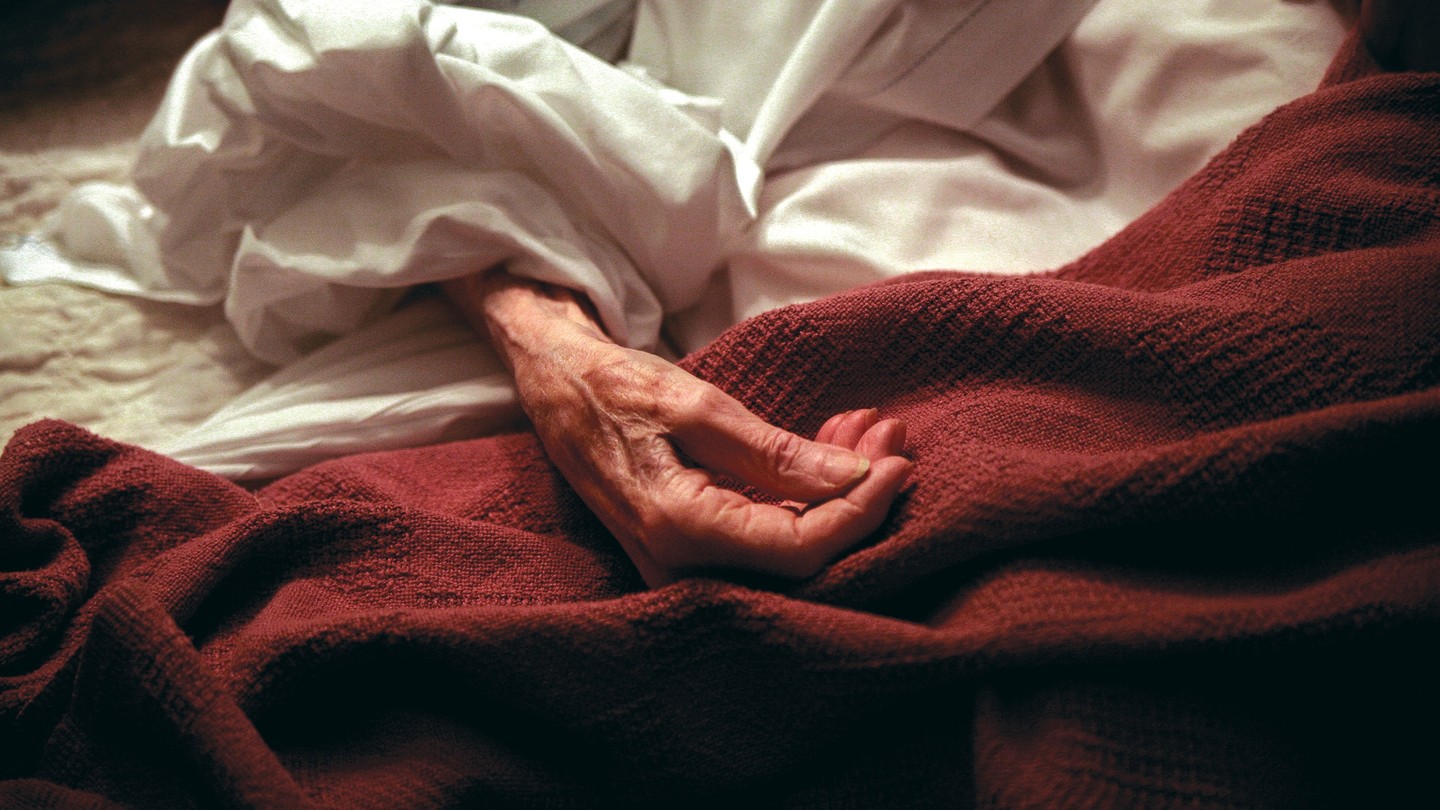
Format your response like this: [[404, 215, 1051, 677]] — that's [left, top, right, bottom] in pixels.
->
[[445, 272, 912, 587]]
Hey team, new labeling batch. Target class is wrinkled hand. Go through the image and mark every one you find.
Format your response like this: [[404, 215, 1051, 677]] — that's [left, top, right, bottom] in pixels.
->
[[445, 272, 912, 586]]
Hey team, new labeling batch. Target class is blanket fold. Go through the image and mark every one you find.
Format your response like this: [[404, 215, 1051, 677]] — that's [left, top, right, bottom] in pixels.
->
[[3, 47, 1438, 808]]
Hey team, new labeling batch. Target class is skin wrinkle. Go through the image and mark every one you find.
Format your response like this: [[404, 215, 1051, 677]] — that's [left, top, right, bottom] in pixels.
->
[[445, 270, 912, 586]]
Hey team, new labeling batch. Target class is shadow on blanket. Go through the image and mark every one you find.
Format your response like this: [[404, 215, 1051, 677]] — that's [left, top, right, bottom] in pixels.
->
[[3, 35, 1438, 810]]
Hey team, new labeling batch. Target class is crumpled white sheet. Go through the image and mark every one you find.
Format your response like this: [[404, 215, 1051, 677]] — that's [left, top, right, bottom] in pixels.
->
[[0, 0, 1346, 479], [8, 0, 756, 360]]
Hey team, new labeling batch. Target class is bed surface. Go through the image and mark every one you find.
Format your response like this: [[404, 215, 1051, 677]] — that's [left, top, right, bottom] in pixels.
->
[[0, 0, 1348, 477], [3, 57, 1437, 802], [0, 1, 272, 453], [3, 4, 1437, 806]]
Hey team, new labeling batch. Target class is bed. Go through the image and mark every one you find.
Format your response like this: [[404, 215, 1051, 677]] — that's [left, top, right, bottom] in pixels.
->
[[0, 0, 269, 460], [3, 0, 1350, 479], [3, 1, 1437, 807]]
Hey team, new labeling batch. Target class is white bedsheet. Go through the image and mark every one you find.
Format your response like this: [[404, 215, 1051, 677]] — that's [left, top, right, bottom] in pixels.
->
[[0, 0, 1347, 479]]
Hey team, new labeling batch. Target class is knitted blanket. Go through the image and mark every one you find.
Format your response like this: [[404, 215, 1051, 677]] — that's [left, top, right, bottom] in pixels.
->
[[3, 42, 1438, 809]]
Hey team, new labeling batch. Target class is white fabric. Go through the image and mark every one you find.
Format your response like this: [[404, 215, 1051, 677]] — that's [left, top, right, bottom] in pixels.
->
[[163, 292, 523, 478], [456, 0, 637, 63], [0, 0, 1347, 479]]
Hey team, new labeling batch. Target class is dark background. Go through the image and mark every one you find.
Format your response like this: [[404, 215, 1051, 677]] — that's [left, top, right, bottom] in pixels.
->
[[1, 0, 227, 108]]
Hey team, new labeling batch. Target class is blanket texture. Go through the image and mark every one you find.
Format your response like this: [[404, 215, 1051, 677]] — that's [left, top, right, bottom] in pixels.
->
[[3, 39, 1438, 809]]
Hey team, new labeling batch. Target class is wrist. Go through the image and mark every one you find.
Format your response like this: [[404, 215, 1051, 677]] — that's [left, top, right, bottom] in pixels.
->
[[458, 272, 613, 370]]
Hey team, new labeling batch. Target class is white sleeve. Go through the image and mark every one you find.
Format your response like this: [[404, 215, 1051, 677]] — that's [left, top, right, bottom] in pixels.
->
[[3, 0, 754, 364]]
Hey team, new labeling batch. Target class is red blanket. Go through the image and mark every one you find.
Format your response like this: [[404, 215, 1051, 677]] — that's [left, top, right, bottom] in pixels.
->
[[3, 42, 1438, 809]]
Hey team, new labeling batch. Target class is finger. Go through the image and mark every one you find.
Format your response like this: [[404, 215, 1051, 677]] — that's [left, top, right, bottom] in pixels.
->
[[658, 455, 913, 579], [814, 411, 852, 446], [855, 418, 906, 460], [782, 454, 912, 571], [781, 412, 894, 512], [672, 395, 870, 503], [831, 408, 879, 450], [684, 455, 911, 578], [816, 409, 875, 449]]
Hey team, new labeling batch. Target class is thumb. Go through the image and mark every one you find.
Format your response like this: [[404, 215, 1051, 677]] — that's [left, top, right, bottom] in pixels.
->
[[672, 395, 870, 502]]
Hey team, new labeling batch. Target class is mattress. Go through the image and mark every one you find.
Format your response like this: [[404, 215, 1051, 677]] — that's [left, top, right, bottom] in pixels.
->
[[1, 34, 272, 456]]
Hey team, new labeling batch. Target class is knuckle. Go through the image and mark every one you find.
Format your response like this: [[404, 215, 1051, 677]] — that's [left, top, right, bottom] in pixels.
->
[[673, 382, 725, 423], [760, 429, 806, 474]]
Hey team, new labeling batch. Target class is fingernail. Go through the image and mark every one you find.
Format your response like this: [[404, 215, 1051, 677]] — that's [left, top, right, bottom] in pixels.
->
[[885, 420, 907, 455], [822, 452, 869, 486]]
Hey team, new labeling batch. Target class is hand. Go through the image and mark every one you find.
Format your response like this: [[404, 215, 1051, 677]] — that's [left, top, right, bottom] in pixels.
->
[[445, 272, 913, 586]]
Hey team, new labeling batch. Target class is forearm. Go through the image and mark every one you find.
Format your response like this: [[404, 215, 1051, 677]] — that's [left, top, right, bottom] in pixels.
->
[[443, 271, 612, 374]]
